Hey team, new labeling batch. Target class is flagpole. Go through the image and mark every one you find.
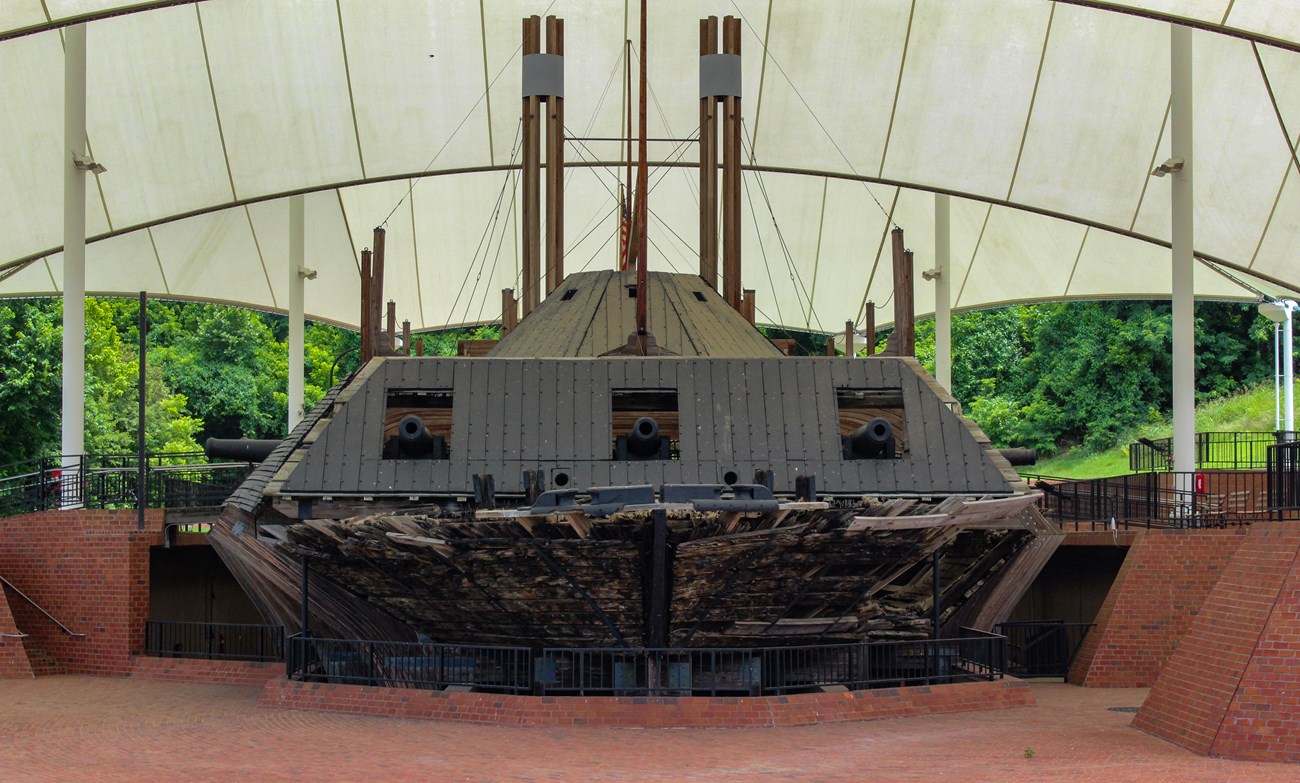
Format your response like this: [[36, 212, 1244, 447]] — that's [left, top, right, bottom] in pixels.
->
[[635, 0, 649, 353]]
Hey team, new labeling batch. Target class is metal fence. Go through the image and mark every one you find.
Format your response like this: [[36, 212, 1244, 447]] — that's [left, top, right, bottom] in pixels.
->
[[997, 621, 1093, 678], [1129, 431, 1299, 472], [283, 633, 1008, 697], [539, 632, 1004, 697], [286, 635, 534, 694], [145, 621, 283, 662], [1032, 470, 1299, 529], [0, 453, 254, 518], [1268, 441, 1300, 513]]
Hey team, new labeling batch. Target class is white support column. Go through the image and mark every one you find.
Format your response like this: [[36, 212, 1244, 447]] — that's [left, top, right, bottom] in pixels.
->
[[933, 193, 952, 394], [288, 194, 306, 431], [1285, 304, 1295, 433], [1170, 25, 1195, 476], [62, 24, 87, 507]]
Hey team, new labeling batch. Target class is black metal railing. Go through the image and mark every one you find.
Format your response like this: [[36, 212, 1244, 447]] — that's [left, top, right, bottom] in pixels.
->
[[997, 621, 1093, 679], [283, 633, 1009, 697], [536, 633, 1006, 697], [1268, 441, 1300, 514], [0, 453, 255, 518], [1032, 470, 1299, 529], [145, 621, 283, 662], [286, 635, 533, 694], [1129, 431, 1299, 472]]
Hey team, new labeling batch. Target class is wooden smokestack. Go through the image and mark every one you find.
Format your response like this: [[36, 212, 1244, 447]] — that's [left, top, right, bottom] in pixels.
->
[[721, 16, 742, 312], [501, 288, 518, 337], [522, 15, 565, 312], [372, 227, 386, 355], [360, 249, 372, 362], [521, 16, 542, 315], [544, 17, 565, 295], [890, 227, 915, 357], [865, 301, 876, 356], [698, 16, 719, 289]]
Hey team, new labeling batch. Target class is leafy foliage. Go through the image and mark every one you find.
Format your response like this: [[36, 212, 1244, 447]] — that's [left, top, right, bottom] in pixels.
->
[[0, 295, 1278, 468], [913, 301, 1274, 454], [0, 300, 63, 466]]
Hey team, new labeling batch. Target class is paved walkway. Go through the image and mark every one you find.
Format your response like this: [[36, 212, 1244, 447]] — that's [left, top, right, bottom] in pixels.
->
[[0, 677, 1293, 782]]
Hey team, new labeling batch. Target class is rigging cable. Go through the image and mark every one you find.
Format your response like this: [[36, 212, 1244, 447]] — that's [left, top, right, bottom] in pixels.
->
[[377, 1, 558, 229], [740, 121, 821, 331], [726, 0, 896, 230], [445, 120, 523, 327]]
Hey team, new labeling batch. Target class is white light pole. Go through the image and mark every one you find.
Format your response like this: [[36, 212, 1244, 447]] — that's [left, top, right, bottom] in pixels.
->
[[1260, 299, 1296, 434]]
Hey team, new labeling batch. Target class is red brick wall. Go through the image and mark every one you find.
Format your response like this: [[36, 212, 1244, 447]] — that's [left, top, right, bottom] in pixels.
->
[[0, 583, 34, 678], [259, 677, 1034, 728], [1068, 529, 1246, 688], [1134, 523, 1300, 762], [0, 510, 160, 676], [131, 655, 281, 687]]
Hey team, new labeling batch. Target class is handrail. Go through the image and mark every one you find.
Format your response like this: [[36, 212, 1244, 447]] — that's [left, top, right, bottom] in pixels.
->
[[0, 632, 28, 638], [0, 574, 86, 637]]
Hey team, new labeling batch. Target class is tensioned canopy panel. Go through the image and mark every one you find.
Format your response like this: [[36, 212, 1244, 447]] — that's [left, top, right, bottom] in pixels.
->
[[1, 0, 1298, 330]]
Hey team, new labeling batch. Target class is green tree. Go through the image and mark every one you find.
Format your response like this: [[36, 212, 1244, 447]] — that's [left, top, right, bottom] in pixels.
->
[[0, 300, 62, 466], [83, 298, 202, 454], [155, 305, 288, 441]]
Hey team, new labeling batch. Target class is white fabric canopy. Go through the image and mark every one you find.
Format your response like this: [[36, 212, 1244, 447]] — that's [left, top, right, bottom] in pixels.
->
[[1, 0, 1298, 330]]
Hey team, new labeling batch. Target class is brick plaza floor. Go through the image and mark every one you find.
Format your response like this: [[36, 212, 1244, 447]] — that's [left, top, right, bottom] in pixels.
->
[[0, 676, 1293, 782]]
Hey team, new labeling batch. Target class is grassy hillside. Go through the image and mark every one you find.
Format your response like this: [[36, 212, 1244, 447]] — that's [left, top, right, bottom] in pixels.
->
[[1026, 382, 1289, 479]]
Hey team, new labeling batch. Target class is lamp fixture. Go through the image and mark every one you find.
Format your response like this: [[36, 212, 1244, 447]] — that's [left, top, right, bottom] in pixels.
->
[[1150, 157, 1184, 178], [71, 152, 106, 175]]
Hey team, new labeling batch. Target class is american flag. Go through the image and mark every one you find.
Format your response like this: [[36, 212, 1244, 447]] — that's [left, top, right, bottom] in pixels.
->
[[618, 186, 632, 271]]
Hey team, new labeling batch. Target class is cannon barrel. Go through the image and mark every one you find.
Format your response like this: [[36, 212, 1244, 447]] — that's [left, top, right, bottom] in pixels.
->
[[996, 447, 1038, 466], [626, 416, 662, 458], [397, 415, 434, 457], [846, 417, 895, 459], [204, 438, 281, 463]]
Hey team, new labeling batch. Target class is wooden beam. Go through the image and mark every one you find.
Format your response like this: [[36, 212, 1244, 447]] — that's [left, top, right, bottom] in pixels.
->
[[646, 509, 670, 648], [845, 320, 855, 357]]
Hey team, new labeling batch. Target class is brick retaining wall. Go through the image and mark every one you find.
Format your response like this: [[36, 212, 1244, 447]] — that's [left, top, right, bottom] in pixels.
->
[[0, 510, 160, 676], [0, 583, 33, 678], [130, 655, 282, 687], [258, 676, 1034, 728], [1068, 528, 1246, 687], [1134, 523, 1300, 763]]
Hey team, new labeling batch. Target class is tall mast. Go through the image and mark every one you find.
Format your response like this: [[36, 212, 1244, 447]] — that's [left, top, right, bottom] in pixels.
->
[[635, 0, 649, 352]]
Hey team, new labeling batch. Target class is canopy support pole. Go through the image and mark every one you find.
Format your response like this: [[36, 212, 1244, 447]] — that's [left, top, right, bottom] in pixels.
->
[[62, 23, 87, 508], [934, 193, 952, 393], [1170, 25, 1195, 475], [288, 194, 305, 431]]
